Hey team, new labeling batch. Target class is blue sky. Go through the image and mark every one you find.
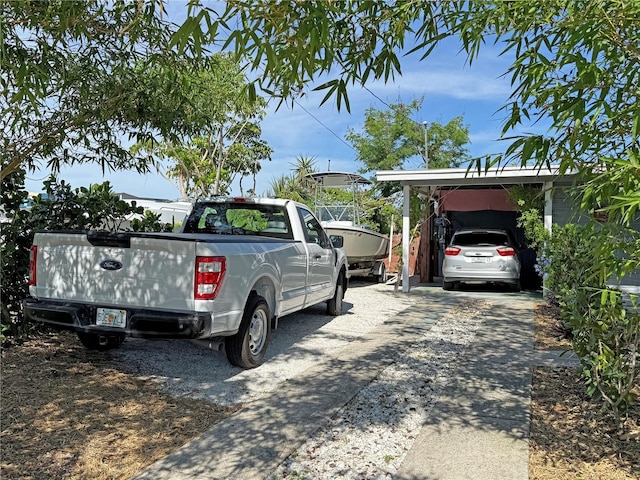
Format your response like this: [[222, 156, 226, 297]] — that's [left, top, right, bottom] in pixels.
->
[[25, 5, 521, 200]]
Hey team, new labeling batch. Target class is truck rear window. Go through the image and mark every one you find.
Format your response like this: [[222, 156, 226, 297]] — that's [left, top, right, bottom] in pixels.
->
[[183, 203, 294, 240]]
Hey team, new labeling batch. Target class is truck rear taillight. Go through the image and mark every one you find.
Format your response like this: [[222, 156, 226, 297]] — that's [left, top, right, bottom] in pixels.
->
[[29, 246, 37, 286], [194, 256, 226, 300]]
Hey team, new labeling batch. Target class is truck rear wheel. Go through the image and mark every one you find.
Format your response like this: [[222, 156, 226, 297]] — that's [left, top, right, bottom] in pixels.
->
[[77, 332, 125, 351], [226, 294, 271, 369], [326, 274, 344, 316]]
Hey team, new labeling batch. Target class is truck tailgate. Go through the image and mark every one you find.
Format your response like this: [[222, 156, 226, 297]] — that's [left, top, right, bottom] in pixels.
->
[[32, 232, 198, 311]]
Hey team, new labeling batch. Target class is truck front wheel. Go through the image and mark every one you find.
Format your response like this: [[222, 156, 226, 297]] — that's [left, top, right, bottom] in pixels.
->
[[226, 294, 271, 369], [326, 274, 345, 316], [77, 332, 125, 351]]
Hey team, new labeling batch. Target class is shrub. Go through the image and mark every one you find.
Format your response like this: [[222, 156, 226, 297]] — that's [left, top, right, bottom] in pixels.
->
[[0, 169, 32, 338], [565, 287, 640, 427], [519, 208, 639, 427]]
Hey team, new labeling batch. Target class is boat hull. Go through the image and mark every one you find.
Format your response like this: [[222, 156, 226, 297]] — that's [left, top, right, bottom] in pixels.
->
[[324, 223, 389, 264]]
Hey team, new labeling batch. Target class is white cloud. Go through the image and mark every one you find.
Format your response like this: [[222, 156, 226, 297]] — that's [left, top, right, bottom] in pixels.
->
[[373, 69, 512, 101]]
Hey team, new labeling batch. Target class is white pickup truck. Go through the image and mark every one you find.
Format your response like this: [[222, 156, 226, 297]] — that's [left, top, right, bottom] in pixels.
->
[[24, 197, 349, 368]]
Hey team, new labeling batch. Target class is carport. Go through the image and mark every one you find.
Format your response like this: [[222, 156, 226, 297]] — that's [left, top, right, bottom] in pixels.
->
[[376, 165, 575, 292]]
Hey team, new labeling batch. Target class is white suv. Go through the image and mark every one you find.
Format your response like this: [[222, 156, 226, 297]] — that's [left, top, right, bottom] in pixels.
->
[[442, 228, 521, 291]]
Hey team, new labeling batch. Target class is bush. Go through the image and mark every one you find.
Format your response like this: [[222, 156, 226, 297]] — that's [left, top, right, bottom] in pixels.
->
[[565, 287, 640, 427], [0, 172, 172, 340], [0, 169, 32, 338], [519, 209, 639, 427]]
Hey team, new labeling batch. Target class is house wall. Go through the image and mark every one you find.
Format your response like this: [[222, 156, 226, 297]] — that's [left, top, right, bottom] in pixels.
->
[[551, 183, 590, 226], [624, 218, 640, 289], [552, 183, 640, 288]]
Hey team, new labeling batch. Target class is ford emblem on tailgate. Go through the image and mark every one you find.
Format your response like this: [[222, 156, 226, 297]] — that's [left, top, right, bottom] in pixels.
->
[[100, 260, 123, 271]]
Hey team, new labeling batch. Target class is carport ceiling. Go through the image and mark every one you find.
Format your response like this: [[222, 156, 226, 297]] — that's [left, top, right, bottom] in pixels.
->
[[376, 165, 576, 192]]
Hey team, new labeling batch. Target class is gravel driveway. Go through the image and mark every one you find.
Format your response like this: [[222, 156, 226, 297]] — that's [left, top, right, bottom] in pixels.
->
[[112, 279, 416, 406], [125, 279, 534, 480]]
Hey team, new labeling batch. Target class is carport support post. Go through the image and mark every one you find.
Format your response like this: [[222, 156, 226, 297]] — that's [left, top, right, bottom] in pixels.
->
[[543, 181, 553, 297], [402, 184, 411, 293], [543, 181, 553, 233]]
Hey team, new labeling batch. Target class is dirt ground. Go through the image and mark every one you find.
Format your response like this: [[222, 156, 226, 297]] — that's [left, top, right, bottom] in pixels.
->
[[530, 303, 640, 480], [0, 332, 239, 479], [1, 303, 639, 479]]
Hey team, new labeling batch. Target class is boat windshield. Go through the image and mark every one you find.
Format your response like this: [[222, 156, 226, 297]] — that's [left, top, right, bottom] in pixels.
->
[[315, 204, 357, 224], [306, 172, 370, 225]]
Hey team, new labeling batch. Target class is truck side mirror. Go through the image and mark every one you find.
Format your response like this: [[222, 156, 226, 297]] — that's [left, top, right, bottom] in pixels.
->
[[330, 235, 344, 249]]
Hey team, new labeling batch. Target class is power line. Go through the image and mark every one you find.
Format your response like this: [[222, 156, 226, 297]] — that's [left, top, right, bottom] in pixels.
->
[[363, 85, 393, 111], [291, 84, 426, 158], [293, 98, 357, 152], [363, 85, 426, 128]]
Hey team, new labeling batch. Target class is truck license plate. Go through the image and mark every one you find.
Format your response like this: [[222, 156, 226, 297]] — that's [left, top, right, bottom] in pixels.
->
[[96, 308, 127, 328]]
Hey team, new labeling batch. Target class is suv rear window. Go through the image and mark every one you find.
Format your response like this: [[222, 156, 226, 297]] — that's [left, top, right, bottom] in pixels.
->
[[452, 232, 510, 247]]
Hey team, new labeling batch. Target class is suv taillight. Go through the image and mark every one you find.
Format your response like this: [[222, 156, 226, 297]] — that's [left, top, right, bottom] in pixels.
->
[[29, 246, 37, 286], [194, 256, 226, 300], [496, 246, 516, 256], [445, 246, 461, 256]]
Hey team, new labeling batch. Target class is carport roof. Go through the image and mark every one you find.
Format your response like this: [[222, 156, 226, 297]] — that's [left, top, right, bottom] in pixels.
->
[[376, 165, 576, 189]]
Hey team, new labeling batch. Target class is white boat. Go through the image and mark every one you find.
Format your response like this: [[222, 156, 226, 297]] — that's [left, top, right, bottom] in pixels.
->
[[306, 172, 390, 281]]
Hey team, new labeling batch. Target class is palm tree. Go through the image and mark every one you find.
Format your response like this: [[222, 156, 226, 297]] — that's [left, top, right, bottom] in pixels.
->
[[268, 155, 317, 204]]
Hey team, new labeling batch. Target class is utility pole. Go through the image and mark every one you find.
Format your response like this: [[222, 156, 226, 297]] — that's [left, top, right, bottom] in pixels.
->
[[422, 121, 429, 169]]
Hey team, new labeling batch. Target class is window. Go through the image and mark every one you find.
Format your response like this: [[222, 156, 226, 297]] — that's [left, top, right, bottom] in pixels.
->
[[453, 231, 510, 247], [297, 207, 329, 248], [184, 202, 293, 239]]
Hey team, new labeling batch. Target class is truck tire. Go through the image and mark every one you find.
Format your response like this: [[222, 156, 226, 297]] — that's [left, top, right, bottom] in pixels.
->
[[77, 332, 125, 351], [326, 274, 344, 316], [226, 294, 271, 369]]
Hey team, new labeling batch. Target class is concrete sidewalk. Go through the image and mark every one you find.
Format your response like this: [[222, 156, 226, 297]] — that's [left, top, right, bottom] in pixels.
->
[[397, 297, 535, 480], [134, 287, 577, 480], [396, 290, 578, 480]]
